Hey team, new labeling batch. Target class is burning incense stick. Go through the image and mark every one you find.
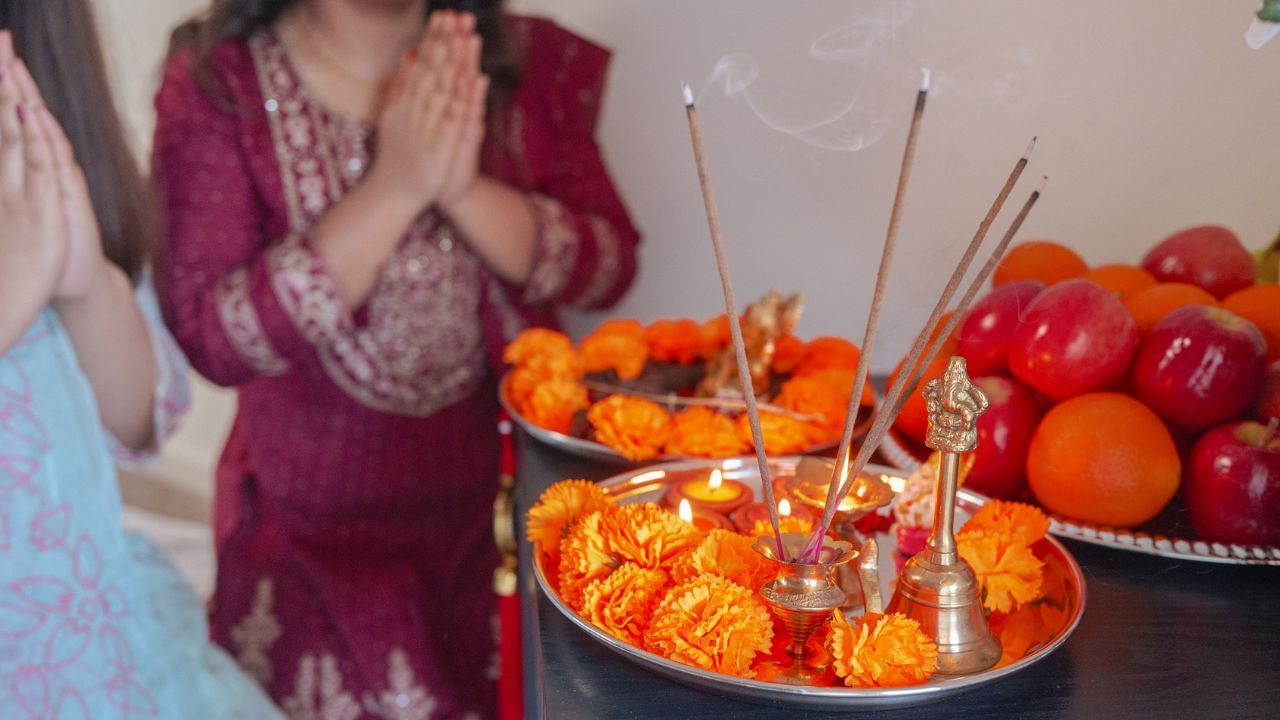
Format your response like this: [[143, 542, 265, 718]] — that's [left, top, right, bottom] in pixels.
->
[[808, 69, 931, 560], [682, 82, 784, 555], [804, 140, 1040, 562], [815, 178, 1047, 557], [889, 176, 1048, 420]]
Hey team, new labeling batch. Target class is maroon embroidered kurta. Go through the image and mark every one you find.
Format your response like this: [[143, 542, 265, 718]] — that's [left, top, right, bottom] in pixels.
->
[[152, 16, 638, 720]]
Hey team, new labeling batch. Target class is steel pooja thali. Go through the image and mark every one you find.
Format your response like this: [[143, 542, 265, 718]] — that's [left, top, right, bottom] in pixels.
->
[[531, 457, 1087, 710], [500, 373, 864, 464]]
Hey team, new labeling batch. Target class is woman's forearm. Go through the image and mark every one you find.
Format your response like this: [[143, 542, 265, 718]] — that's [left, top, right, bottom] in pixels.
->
[[310, 173, 424, 308], [439, 175, 536, 284], [54, 263, 157, 450]]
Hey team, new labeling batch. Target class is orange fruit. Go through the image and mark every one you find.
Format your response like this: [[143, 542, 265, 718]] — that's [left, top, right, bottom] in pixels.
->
[[1027, 393, 1180, 528], [1081, 264, 1157, 300], [889, 312, 957, 446], [1123, 282, 1218, 334], [993, 241, 1088, 287], [1222, 284, 1280, 362]]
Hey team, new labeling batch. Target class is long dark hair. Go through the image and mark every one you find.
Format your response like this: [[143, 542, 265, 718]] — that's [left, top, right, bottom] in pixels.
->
[[0, 0, 155, 282], [171, 0, 522, 104]]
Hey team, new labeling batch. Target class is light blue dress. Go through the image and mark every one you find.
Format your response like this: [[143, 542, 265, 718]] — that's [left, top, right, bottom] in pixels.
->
[[0, 294, 282, 719]]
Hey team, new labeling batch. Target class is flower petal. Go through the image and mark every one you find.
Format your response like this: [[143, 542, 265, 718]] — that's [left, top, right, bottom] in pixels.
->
[[54, 686, 90, 720], [100, 587, 129, 620], [1, 402, 49, 451], [71, 535, 102, 589], [43, 619, 92, 669], [29, 505, 70, 551], [11, 576, 73, 613], [99, 624, 136, 672], [0, 454, 40, 490], [0, 600, 46, 639], [10, 665, 51, 717]]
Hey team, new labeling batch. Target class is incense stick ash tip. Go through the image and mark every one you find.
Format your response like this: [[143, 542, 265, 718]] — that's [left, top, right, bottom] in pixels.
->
[[681, 82, 695, 107]]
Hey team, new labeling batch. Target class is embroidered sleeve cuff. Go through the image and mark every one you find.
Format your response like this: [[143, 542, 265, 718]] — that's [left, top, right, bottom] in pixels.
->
[[522, 194, 581, 305], [263, 234, 354, 349]]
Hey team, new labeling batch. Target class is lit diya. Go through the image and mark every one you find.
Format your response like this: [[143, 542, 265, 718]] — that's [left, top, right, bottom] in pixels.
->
[[664, 468, 753, 516], [732, 497, 816, 536], [676, 498, 734, 532], [785, 456, 894, 531]]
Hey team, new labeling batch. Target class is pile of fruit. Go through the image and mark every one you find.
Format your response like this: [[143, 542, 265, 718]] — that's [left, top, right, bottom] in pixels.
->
[[889, 225, 1280, 546]]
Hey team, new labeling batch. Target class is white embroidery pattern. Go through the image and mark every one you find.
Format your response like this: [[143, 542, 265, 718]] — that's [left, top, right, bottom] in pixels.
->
[[230, 577, 283, 685], [523, 194, 580, 304], [214, 266, 291, 376], [281, 653, 362, 720], [575, 214, 623, 308], [266, 234, 352, 348], [361, 648, 438, 720]]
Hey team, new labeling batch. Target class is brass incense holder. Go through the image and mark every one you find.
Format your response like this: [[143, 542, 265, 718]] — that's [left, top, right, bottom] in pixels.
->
[[886, 357, 1001, 675], [786, 457, 894, 611], [753, 533, 856, 683]]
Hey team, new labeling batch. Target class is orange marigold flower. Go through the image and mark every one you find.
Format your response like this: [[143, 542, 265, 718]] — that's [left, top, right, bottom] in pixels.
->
[[793, 337, 861, 377], [644, 318, 703, 365], [643, 574, 774, 678], [956, 530, 1045, 614], [747, 516, 814, 539], [774, 369, 875, 441], [669, 529, 777, 591], [698, 314, 731, 359], [519, 378, 589, 434], [505, 366, 544, 409], [580, 562, 669, 645], [771, 334, 807, 374], [664, 407, 749, 458], [594, 318, 646, 340], [579, 327, 648, 381], [827, 611, 938, 688], [526, 479, 614, 556], [588, 395, 672, 461], [557, 509, 621, 612], [609, 503, 702, 570], [737, 411, 821, 455], [503, 327, 575, 367], [961, 500, 1050, 546]]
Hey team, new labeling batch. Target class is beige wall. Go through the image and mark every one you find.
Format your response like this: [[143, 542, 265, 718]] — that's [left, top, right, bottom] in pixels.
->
[[93, 0, 1280, 495]]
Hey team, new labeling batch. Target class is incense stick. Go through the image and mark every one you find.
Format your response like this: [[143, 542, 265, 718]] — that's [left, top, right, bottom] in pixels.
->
[[682, 82, 784, 556], [804, 140, 1039, 561], [806, 69, 931, 560], [817, 178, 1047, 555], [888, 177, 1048, 421]]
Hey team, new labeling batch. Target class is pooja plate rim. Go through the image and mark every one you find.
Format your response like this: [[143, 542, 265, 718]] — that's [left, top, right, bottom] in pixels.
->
[[500, 372, 863, 464], [531, 456, 1087, 709], [879, 429, 1280, 567]]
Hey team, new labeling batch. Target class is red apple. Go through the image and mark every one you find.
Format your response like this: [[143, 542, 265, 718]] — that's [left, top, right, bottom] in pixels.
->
[[1008, 279, 1139, 401], [1254, 365, 1280, 423], [1185, 420, 1280, 545], [1140, 225, 1255, 299], [957, 281, 1046, 376], [1131, 306, 1267, 432], [968, 376, 1042, 499]]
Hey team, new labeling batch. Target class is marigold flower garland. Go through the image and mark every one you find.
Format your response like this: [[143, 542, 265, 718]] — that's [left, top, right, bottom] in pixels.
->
[[502, 321, 875, 460]]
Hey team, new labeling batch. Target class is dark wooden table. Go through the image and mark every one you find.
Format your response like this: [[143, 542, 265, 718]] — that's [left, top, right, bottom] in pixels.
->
[[515, 435, 1280, 719]]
